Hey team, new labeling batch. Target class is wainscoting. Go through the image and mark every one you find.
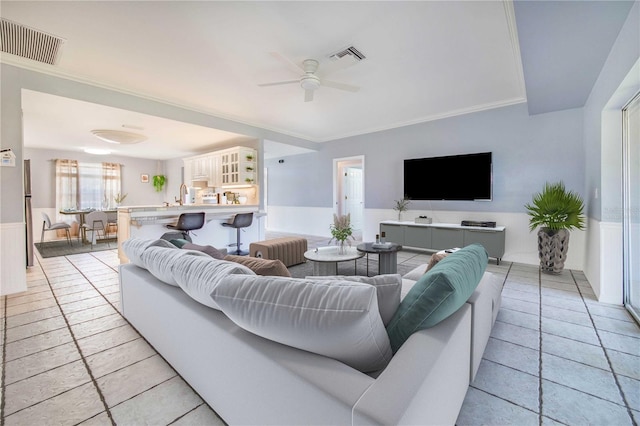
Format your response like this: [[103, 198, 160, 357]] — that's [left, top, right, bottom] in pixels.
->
[[0, 221, 27, 295]]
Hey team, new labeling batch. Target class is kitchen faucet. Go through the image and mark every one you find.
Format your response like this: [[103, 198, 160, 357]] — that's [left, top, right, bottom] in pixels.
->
[[178, 184, 187, 206]]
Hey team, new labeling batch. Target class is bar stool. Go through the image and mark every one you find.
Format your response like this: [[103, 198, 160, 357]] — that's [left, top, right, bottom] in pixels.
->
[[166, 212, 205, 242], [221, 212, 253, 255]]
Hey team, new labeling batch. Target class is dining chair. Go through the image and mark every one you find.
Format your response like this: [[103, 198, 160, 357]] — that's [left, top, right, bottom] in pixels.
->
[[82, 211, 109, 247], [106, 211, 118, 238], [41, 212, 72, 245]]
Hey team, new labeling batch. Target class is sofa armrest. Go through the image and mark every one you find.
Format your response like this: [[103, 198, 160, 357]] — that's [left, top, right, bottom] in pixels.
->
[[353, 304, 471, 425]]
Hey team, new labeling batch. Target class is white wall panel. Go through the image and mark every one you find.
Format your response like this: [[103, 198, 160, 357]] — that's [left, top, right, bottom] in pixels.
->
[[1, 222, 27, 296]]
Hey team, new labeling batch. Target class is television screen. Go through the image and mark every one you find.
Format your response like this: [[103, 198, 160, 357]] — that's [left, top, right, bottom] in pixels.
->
[[404, 152, 492, 200]]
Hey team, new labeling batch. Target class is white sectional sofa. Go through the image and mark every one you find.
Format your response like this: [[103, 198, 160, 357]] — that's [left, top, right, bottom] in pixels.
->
[[119, 240, 503, 425]]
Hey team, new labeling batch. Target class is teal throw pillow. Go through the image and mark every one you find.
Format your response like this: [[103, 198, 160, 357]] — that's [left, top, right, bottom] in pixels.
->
[[169, 238, 190, 248], [386, 243, 488, 353]]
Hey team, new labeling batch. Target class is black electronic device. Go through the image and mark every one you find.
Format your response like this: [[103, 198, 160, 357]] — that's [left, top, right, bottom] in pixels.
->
[[403, 152, 492, 201], [461, 220, 496, 228]]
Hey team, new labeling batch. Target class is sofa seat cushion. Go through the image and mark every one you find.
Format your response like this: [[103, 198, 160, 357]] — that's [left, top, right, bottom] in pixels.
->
[[225, 255, 291, 277], [210, 275, 393, 372], [305, 274, 401, 326], [386, 244, 488, 353]]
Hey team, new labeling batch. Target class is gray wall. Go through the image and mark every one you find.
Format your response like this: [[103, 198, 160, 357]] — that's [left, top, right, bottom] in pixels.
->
[[266, 103, 585, 214]]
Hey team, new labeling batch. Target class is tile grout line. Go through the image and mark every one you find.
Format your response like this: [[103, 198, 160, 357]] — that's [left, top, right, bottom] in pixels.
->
[[1, 294, 7, 426], [570, 270, 638, 426], [537, 265, 543, 426], [40, 258, 116, 426]]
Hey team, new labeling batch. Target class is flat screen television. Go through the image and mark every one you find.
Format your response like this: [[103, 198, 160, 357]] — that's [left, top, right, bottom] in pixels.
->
[[404, 152, 492, 200]]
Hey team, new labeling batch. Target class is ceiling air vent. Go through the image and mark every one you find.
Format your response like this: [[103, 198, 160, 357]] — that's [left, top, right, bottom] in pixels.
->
[[328, 46, 366, 62], [1, 18, 65, 65]]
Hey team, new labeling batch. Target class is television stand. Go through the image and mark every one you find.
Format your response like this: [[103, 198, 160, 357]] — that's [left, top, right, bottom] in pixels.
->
[[379, 220, 505, 264]]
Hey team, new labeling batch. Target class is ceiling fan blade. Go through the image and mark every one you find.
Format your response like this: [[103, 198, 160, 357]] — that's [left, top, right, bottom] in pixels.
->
[[258, 80, 299, 87], [269, 52, 304, 75], [322, 80, 360, 93], [304, 89, 314, 102]]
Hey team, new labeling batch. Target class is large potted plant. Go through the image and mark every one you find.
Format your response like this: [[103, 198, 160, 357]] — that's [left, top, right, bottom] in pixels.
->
[[525, 181, 585, 274]]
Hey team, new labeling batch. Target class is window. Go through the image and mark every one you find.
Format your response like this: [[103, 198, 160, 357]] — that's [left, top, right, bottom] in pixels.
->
[[56, 160, 122, 219]]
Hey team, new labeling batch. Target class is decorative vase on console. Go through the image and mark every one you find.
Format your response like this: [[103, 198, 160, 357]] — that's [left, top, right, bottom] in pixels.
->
[[393, 196, 411, 221], [329, 213, 354, 255]]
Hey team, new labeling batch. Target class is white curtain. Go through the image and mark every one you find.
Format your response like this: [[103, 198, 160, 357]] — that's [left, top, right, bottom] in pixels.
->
[[102, 162, 122, 209], [55, 159, 79, 222], [56, 160, 122, 212]]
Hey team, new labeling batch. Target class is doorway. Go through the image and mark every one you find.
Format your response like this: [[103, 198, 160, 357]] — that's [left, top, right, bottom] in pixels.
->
[[623, 91, 640, 323], [334, 156, 364, 237]]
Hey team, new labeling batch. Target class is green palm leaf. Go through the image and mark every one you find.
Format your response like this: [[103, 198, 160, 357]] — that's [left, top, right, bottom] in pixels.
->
[[525, 182, 585, 232]]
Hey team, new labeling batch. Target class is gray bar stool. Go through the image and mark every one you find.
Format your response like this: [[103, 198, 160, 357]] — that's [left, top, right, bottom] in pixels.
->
[[166, 212, 205, 242], [222, 212, 253, 255]]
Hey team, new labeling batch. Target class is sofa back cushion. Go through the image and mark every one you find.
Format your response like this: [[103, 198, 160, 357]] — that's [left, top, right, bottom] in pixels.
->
[[142, 245, 212, 286], [122, 238, 177, 268], [305, 274, 401, 326], [386, 243, 488, 353], [172, 255, 255, 310], [210, 275, 392, 372]]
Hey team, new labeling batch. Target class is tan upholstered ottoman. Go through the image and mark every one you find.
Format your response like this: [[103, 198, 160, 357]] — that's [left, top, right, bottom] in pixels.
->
[[249, 237, 308, 267]]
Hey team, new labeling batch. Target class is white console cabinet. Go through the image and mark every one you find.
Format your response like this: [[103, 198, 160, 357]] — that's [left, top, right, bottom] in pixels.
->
[[380, 220, 506, 263]]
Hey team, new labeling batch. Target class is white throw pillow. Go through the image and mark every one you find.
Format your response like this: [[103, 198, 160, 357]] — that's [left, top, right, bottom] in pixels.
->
[[210, 275, 393, 372], [305, 274, 401, 326], [122, 238, 177, 268], [172, 255, 255, 310], [141, 246, 211, 287]]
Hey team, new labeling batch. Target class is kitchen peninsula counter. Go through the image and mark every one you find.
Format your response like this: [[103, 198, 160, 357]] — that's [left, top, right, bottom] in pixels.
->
[[117, 204, 265, 263]]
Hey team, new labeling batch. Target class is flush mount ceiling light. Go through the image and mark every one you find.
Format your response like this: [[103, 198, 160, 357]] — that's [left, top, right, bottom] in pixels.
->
[[84, 148, 111, 155], [91, 129, 147, 145]]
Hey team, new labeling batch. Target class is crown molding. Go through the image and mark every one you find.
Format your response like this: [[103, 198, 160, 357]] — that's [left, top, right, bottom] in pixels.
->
[[502, 0, 527, 99]]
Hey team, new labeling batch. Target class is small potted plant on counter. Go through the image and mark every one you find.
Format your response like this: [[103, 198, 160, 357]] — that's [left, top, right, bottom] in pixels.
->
[[113, 192, 128, 206]]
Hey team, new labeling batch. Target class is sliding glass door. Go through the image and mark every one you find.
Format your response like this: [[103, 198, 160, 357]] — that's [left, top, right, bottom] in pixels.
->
[[623, 92, 640, 323]]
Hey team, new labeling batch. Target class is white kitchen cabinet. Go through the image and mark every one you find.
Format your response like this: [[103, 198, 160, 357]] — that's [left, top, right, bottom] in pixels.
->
[[208, 154, 221, 187], [221, 147, 257, 185], [184, 146, 257, 187]]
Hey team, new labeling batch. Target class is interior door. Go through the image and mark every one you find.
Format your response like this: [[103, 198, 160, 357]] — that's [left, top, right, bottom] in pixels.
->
[[343, 167, 363, 231]]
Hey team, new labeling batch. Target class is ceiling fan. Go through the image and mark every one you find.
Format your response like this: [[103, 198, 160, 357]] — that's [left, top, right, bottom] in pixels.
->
[[258, 52, 360, 102]]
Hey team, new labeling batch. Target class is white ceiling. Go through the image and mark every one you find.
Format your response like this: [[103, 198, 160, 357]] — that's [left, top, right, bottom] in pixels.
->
[[2, 1, 528, 159]]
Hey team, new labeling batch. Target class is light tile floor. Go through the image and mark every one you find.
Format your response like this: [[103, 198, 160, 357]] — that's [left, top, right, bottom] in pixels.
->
[[1, 238, 638, 425]]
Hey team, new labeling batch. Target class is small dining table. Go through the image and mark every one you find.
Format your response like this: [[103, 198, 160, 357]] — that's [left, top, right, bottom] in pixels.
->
[[59, 209, 117, 242]]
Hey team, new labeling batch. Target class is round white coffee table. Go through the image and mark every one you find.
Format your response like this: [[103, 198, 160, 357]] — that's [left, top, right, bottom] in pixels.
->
[[304, 246, 365, 276]]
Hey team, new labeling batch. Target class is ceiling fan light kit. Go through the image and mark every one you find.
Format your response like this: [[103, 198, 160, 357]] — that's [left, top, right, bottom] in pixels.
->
[[91, 129, 147, 145]]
